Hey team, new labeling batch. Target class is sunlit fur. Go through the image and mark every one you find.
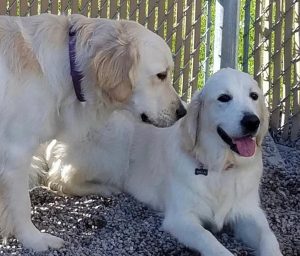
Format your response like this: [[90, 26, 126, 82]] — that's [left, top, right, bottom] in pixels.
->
[[0, 13, 182, 251], [33, 68, 282, 256]]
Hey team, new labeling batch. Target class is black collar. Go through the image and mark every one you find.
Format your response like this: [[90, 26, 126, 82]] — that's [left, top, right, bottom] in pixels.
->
[[69, 28, 86, 102]]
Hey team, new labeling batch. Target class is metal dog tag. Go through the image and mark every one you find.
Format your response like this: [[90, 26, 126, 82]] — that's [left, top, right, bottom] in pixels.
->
[[195, 168, 208, 176]]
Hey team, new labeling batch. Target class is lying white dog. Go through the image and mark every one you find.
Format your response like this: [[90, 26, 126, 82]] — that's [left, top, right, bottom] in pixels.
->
[[0, 14, 185, 250], [33, 68, 282, 255]]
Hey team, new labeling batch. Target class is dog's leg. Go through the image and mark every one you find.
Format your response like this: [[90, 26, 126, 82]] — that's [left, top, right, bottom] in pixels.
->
[[233, 208, 282, 256], [162, 213, 234, 256], [61, 180, 121, 197], [44, 163, 121, 197], [0, 154, 64, 251]]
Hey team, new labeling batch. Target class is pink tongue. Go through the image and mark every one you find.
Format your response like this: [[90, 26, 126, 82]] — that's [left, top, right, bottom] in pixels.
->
[[233, 137, 256, 157]]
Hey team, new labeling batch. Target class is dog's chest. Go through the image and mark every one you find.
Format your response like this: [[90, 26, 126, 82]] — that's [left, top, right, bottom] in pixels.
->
[[192, 167, 258, 230]]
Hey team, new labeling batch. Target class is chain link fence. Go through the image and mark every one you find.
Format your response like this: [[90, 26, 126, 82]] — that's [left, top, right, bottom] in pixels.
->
[[241, 0, 300, 146], [1, 0, 299, 145]]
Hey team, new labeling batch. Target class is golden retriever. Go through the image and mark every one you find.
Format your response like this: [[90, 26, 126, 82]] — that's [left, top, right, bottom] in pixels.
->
[[33, 68, 282, 255], [0, 13, 185, 251]]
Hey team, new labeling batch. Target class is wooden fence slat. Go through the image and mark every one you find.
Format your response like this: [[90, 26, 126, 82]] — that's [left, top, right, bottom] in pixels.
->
[[51, 0, 59, 15], [270, 0, 283, 132], [71, 0, 79, 14], [61, 0, 69, 14], [91, 0, 99, 17], [182, 0, 193, 101], [290, 0, 300, 141], [242, 0, 251, 72], [157, 0, 165, 37], [173, 0, 183, 94], [147, 0, 156, 31], [282, 0, 293, 139], [254, 0, 262, 87], [8, 0, 17, 15], [204, 0, 212, 81], [100, 0, 108, 18], [129, 0, 137, 21], [166, 0, 174, 48], [191, 0, 202, 93], [0, 1, 6, 15], [20, 0, 28, 16], [41, 0, 49, 13], [120, 0, 128, 19], [81, 0, 90, 16], [138, 0, 146, 25], [110, 0, 118, 19], [29, 0, 38, 15]]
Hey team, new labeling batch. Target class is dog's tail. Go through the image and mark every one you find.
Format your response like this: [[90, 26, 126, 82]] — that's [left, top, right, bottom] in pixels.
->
[[29, 140, 65, 192]]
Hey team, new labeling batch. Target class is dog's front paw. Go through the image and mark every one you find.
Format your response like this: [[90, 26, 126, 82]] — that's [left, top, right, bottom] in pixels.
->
[[205, 251, 234, 256], [260, 248, 283, 256], [203, 246, 234, 256], [259, 240, 283, 256], [18, 229, 64, 251], [218, 250, 234, 256]]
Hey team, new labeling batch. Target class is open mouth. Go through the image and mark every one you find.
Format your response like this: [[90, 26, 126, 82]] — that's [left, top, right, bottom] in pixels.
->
[[217, 126, 256, 157]]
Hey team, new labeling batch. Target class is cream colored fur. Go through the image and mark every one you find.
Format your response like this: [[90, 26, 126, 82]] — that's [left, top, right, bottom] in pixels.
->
[[33, 68, 282, 255], [0, 13, 183, 251]]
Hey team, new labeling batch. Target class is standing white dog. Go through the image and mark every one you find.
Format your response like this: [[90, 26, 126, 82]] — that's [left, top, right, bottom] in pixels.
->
[[34, 68, 282, 255], [0, 14, 185, 250]]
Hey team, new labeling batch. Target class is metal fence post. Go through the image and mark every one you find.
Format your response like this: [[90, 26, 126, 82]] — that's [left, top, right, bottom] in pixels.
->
[[213, 0, 223, 73], [216, 0, 240, 69]]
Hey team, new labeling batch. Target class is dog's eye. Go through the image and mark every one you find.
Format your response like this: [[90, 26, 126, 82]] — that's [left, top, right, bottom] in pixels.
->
[[218, 94, 232, 102], [250, 92, 258, 100], [157, 72, 167, 80]]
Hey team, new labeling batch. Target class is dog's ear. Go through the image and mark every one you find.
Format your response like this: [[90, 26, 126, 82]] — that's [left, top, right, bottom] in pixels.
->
[[180, 92, 202, 152], [257, 96, 270, 146], [93, 23, 139, 103]]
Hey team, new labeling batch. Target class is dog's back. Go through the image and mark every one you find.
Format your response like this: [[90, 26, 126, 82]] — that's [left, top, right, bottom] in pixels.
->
[[0, 14, 68, 76]]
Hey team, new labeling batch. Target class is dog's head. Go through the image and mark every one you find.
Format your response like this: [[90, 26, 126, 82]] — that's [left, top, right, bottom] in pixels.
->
[[70, 15, 185, 127], [181, 68, 269, 157]]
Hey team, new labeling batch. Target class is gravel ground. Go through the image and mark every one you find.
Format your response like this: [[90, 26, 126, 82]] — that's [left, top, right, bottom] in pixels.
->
[[0, 135, 299, 256]]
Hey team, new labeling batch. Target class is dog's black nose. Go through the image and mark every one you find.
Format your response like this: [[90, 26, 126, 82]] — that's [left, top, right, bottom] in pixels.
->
[[176, 103, 187, 119], [241, 113, 260, 133]]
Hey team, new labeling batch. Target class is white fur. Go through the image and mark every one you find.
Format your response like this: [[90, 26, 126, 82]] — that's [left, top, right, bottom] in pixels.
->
[[33, 68, 282, 255], [0, 14, 183, 251]]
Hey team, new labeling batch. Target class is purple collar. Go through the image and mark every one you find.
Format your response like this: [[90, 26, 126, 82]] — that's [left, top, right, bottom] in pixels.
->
[[69, 28, 86, 102]]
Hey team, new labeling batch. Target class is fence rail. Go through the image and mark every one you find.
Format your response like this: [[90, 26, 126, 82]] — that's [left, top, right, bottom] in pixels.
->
[[0, 0, 299, 145]]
